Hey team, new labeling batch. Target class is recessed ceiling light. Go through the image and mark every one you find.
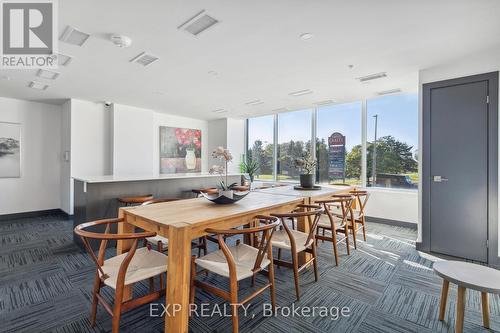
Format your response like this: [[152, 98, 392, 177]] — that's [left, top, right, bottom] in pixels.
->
[[0, 75, 11, 80], [36, 69, 60, 80], [245, 100, 264, 106], [130, 52, 159, 66], [212, 108, 227, 113], [60, 26, 90, 46], [299, 33, 314, 40], [315, 100, 334, 106], [28, 81, 49, 90], [208, 70, 218, 76], [289, 89, 313, 96], [53, 53, 72, 66], [356, 72, 387, 82], [377, 88, 402, 95], [178, 10, 219, 36], [110, 34, 132, 48]]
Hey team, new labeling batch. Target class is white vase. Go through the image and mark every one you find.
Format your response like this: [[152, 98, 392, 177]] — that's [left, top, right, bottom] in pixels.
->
[[185, 149, 196, 170]]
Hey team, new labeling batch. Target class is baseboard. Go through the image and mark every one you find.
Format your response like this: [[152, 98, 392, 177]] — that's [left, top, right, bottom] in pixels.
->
[[366, 216, 417, 229], [0, 209, 71, 222]]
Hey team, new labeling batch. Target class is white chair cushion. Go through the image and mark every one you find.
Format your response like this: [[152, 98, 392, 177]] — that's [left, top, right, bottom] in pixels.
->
[[146, 235, 168, 246], [195, 243, 270, 281], [100, 247, 168, 289], [271, 229, 312, 252]]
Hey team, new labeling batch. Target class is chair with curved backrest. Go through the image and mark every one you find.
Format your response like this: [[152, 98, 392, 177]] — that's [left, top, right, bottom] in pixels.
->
[[117, 194, 154, 206], [315, 194, 355, 266], [349, 190, 370, 241], [74, 218, 168, 333], [190, 216, 280, 333], [270, 204, 324, 301]]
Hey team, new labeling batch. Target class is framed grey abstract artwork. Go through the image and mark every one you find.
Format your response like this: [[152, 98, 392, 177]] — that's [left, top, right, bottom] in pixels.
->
[[0, 122, 21, 178]]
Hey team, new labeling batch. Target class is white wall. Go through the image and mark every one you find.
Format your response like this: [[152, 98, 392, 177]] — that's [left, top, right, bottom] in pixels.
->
[[207, 119, 227, 168], [365, 188, 418, 223], [208, 118, 246, 173], [0, 97, 62, 215], [112, 104, 155, 176], [418, 45, 500, 243]]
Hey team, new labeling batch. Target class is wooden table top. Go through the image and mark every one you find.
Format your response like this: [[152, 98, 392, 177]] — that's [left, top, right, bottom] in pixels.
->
[[121, 191, 304, 228], [433, 261, 500, 294], [254, 184, 353, 198]]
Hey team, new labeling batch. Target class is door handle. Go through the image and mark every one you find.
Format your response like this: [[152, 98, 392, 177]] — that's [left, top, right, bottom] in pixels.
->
[[433, 176, 449, 182]]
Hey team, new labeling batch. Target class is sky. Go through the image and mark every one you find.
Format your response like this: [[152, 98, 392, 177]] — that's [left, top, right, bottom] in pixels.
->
[[248, 93, 418, 153]]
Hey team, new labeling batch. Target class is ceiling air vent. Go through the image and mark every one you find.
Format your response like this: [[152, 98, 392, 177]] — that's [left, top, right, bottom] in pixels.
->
[[377, 88, 401, 95], [130, 52, 159, 66], [178, 10, 219, 36], [36, 69, 59, 80], [54, 53, 72, 66], [356, 72, 387, 82], [245, 100, 264, 106], [28, 81, 49, 90], [59, 26, 90, 46]]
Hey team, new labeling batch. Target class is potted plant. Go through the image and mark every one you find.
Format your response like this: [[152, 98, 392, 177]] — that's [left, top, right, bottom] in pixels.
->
[[293, 153, 317, 188], [240, 157, 259, 182], [205, 147, 250, 204]]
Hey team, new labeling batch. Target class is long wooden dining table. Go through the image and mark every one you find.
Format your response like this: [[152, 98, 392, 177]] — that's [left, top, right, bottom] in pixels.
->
[[116, 185, 352, 333]]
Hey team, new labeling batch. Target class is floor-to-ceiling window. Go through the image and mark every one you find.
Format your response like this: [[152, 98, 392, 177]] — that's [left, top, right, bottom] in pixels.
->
[[366, 93, 418, 189], [277, 109, 312, 181], [245, 93, 418, 189], [247, 115, 274, 180], [316, 102, 362, 185]]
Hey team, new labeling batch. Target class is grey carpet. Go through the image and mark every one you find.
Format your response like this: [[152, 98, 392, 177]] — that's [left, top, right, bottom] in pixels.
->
[[0, 214, 498, 333]]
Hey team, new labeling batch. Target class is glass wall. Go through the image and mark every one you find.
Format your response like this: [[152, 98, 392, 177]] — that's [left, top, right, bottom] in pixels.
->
[[277, 109, 312, 181], [366, 94, 418, 189], [316, 102, 362, 185], [245, 93, 419, 190], [247, 115, 274, 180]]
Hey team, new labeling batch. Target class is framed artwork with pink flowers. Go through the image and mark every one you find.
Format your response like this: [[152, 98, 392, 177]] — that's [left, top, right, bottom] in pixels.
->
[[159, 126, 202, 174]]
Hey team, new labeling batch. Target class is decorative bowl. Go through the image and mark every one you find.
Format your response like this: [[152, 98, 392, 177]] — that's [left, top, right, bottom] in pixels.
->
[[200, 189, 250, 204]]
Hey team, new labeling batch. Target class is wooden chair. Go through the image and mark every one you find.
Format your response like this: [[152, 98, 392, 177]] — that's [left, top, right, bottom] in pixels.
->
[[117, 194, 154, 206], [191, 188, 218, 197], [141, 198, 207, 258], [315, 195, 355, 266], [190, 216, 279, 333], [349, 190, 370, 241], [270, 204, 324, 301], [74, 218, 167, 333]]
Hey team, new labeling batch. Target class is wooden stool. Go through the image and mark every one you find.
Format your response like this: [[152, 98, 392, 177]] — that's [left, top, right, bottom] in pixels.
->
[[117, 194, 154, 206], [434, 260, 500, 333]]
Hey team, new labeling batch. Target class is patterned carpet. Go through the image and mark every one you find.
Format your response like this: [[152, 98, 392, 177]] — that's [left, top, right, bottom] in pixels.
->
[[0, 214, 499, 333]]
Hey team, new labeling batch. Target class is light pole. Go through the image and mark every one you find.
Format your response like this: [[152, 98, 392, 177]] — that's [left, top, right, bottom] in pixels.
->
[[372, 114, 378, 186]]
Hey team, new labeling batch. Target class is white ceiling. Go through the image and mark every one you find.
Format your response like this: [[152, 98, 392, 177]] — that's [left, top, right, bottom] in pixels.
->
[[1, 0, 500, 119]]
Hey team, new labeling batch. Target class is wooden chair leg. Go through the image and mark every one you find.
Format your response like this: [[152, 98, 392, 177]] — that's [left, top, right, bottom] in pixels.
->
[[344, 227, 350, 255], [202, 237, 208, 256], [332, 230, 340, 266], [112, 287, 124, 333], [351, 220, 357, 249], [268, 260, 276, 312], [277, 249, 282, 269], [157, 241, 163, 253], [362, 217, 367, 241], [90, 274, 101, 327], [230, 280, 239, 333], [311, 244, 319, 282], [159, 272, 164, 291], [322, 228, 325, 243], [292, 251, 300, 301]]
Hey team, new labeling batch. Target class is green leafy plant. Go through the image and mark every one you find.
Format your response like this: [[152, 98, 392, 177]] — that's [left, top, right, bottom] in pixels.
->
[[240, 157, 260, 182]]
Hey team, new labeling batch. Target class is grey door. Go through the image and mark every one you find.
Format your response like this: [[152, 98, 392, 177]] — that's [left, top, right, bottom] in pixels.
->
[[429, 80, 489, 262]]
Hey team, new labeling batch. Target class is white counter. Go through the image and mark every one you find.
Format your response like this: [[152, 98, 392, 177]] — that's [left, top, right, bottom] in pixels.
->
[[73, 173, 244, 184]]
